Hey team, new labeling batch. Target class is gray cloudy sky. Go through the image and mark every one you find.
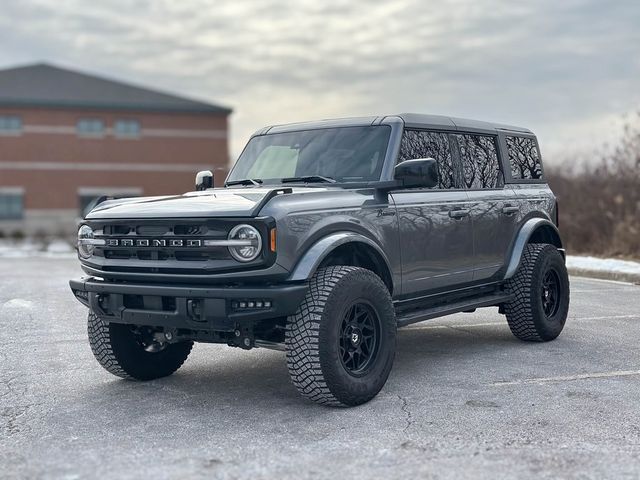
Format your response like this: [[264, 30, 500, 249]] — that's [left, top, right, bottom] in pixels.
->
[[1, 0, 639, 164]]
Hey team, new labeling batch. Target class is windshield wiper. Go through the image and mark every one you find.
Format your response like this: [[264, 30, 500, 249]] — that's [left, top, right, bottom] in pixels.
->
[[225, 178, 263, 187], [281, 175, 336, 184]]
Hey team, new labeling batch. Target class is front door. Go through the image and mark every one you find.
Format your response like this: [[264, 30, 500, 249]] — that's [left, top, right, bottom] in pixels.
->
[[391, 129, 474, 297], [392, 189, 474, 295]]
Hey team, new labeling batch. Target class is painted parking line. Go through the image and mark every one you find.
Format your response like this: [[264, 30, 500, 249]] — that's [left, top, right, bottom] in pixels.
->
[[491, 370, 640, 386], [577, 314, 638, 321], [572, 277, 638, 286], [571, 289, 638, 293]]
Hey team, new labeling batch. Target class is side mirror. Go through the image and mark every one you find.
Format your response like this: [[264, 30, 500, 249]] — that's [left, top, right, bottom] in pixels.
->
[[394, 158, 438, 189], [195, 170, 214, 191]]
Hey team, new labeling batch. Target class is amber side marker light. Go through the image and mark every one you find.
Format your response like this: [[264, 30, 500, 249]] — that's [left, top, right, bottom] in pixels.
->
[[269, 228, 277, 252]]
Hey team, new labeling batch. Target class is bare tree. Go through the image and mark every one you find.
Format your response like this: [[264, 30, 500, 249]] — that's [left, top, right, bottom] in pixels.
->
[[546, 110, 640, 257]]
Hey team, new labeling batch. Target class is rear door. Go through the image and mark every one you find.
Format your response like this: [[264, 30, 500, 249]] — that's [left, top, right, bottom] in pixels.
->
[[390, 130, 474, 296], [454, 133, 519, 281]]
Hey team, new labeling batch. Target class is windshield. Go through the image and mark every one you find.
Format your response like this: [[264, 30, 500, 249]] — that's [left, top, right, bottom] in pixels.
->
[[228, 126, 391, 184]]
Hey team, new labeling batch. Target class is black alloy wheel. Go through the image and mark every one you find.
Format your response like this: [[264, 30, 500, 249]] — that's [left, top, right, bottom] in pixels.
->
[[541, 268, 561, 318], [339, 302, 381, 376]]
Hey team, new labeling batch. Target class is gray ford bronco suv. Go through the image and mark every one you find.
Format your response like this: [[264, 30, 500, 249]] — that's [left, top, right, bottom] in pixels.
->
[[70, 114, 570, 407]]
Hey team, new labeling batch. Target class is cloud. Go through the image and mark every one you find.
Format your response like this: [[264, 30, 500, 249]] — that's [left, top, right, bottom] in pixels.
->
[[1, 0, 639, 163]]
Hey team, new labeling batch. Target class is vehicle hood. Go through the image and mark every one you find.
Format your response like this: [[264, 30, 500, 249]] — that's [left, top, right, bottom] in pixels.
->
[[85, 186, 324, 219]]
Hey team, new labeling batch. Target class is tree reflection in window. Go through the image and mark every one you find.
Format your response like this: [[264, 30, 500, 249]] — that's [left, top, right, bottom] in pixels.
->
[[398, 130, 455, 189], [456, 134, 503, 189], [506, 136, 543, 179]]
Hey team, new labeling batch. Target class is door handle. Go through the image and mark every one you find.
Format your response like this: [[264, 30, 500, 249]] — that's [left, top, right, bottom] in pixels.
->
[[502, 206, 519, 215], [449, 208, 469, 219]]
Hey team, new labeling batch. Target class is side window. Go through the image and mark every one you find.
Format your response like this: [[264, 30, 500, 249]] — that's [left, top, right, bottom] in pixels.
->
[[77, 118, 105, 137], [398, 130, 455, 189], [455, 134, 503, 189], [114, 119, 141, 138], [0, 189, 24, 220], [0, 115, 22, 134], [506, 136, 543, 179]]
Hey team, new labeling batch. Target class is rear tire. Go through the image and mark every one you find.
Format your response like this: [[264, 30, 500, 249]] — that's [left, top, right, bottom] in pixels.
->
[[504, 243, 570, 342], [285, 266, 396, 407], [88, 312, 193, 380]]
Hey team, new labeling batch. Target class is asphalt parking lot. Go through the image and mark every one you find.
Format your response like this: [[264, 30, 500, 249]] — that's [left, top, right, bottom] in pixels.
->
[[1, 257, 639, 479]]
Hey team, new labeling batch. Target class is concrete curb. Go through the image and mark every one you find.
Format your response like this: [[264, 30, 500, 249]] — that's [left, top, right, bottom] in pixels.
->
[[568, 267, 640, 284]]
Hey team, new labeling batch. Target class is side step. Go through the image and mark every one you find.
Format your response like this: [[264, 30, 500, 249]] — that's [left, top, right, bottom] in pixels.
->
[[396, 292, 513, 328]]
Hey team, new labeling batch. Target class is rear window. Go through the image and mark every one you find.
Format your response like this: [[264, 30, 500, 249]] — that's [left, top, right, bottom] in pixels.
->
[[506, 136, 543, 180]]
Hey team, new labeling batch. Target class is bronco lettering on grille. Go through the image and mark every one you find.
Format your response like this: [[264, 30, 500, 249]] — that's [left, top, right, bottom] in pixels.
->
[[104, 239, 202, 247]]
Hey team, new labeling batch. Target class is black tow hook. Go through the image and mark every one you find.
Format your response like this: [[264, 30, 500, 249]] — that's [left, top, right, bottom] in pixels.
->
[[187, 299, 204, 322], [233, 328, 254, 350]]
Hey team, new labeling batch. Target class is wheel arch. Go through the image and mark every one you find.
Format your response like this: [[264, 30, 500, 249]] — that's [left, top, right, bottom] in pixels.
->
[[288, 232, 394, 294], [504, 218, 564, 280]]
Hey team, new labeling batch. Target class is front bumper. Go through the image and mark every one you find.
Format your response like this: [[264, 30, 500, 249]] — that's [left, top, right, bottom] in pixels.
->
[[69, 276, 308, 332]]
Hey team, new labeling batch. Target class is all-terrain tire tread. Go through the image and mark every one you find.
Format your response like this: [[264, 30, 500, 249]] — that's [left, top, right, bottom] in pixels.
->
[[504, 243, 563, 342], [87, 312, 192, 380], [285, 266, 392, 407], [87, 312, 132, 379]]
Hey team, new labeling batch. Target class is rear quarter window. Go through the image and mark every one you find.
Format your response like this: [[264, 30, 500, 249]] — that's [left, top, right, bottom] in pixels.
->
[[506, 136, 543, 180]]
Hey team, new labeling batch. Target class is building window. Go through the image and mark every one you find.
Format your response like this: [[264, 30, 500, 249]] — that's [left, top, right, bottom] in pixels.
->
[[506, 136, 543, 180], [78, 187, 142, 217], [0, 189, 24, 220], [0, 115, 22, 135], [77, 118, 105, 137], [114, 119, 141, 138], [456, 134, 503, 189], [398, 130, 456, 189]]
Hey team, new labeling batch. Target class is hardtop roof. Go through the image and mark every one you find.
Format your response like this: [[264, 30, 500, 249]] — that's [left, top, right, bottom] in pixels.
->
[[258, 113, 533, 136]]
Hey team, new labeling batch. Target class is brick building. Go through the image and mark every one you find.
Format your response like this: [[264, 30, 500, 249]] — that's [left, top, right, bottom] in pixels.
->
[[0, 63, 231, 236]]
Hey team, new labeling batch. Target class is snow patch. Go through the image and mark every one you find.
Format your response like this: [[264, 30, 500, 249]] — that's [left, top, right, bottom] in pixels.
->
[[0, 240, 76, 258], [2, 299, 35, 310], [46, 240, 74, 254], [0, 241, 38, 258], [566, 256, 640, 276]]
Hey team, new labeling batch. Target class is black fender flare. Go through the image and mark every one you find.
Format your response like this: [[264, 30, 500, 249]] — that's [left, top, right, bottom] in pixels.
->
[[288, 232, 393, 287], [504, 218, 564, 280]]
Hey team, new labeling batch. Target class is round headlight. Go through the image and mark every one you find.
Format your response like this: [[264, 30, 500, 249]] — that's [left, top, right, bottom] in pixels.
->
[[227, 224, 262, 262], [77, 225, 96, 259]]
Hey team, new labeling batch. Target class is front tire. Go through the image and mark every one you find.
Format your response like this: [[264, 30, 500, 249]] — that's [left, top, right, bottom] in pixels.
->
[[504, 243, 570, 342], [87, 312, 193, 380], [285, 266, 396, 407]]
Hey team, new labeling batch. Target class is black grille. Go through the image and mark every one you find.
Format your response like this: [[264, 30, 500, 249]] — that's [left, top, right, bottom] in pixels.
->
[[174, 225, 204, 235], [104, 250, 131, 259], [96, 222, 231, 262], [85, 218, 273, 278], [104, 225, 132, 235], [136, 225, 170, 236]]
